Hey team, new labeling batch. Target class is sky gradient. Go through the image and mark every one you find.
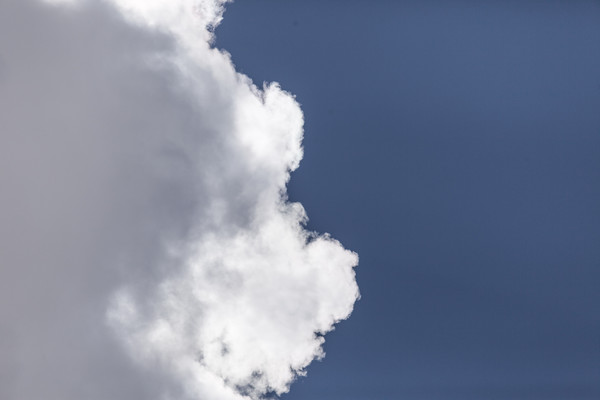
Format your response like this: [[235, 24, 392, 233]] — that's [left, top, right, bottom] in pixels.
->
[[215, 1, 600, 399], [1, 1, 598, 399]]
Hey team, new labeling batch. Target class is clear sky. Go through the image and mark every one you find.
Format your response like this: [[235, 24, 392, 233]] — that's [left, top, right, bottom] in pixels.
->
[[215, 1, 600, 399]]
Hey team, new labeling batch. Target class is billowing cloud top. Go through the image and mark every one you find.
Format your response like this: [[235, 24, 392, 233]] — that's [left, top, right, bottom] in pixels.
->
[[0, 1, 359, 399]]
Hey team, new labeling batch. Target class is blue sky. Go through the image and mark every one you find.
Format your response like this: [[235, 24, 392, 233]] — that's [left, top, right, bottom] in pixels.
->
[[1, 1, 598, 399], [216, 1, 600, 399]]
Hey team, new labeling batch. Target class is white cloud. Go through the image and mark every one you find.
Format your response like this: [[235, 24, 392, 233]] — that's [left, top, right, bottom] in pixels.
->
[[0, 1, 359, 399]]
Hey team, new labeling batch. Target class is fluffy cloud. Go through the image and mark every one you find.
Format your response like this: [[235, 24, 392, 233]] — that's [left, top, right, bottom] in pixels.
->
[[0, 1, 359, 399]]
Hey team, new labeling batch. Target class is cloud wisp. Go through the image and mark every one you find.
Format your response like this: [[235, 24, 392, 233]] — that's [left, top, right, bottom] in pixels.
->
[[0, 1, 359, 399]]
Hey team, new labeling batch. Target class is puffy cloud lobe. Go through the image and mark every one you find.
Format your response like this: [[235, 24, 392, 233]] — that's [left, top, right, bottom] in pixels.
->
[[0, 1, 359, 399]]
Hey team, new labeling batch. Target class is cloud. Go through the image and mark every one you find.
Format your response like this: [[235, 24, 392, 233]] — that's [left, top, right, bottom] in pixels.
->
[[0, 1, 359, 399]]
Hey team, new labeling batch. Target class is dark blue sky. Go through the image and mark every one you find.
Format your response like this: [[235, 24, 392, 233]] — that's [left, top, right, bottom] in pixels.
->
[[216, 1, 600, 399]]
